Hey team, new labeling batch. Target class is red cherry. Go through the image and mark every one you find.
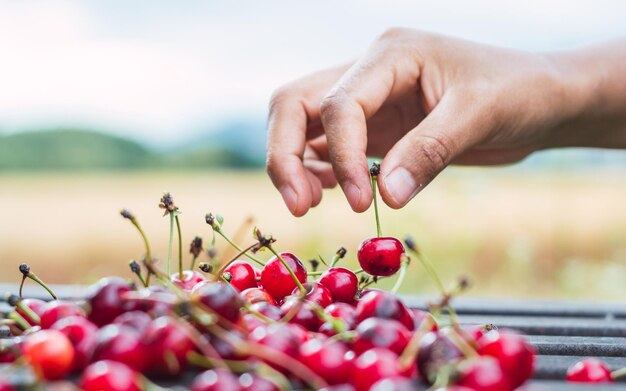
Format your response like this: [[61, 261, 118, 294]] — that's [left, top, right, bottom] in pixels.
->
[[39, 300, 86, 329], [241, 287, 276, 305], [353, 318, 411, 355], [298, 338, 354, 385], [417, 331, 462, 384], [566, 358, 613, 383], [192, 281, 244, 324], [370, 377, 419, 391], [50, 316, 98, 371], [357, 237, 404, 277], [281, 297, 322, 331], [170, 270, 206, 292], [0, 379, 12, 391], [250, 324, 301, 361], [292, 282, 333, 308], [239, 372, 280, 391], [122, 286, 176, 316], [92, 324, 149, 372], [191, 369, 242, 391], [80, 360, 141, 391], [456, 357, 512, 391], [22, 329, 74, 380], [260, 252, 307, 300], [145, 316, 195, 377], [351, 348, 413, 391], [477, 329, 534, 388], [206, 329, 249, 361], [319, 267, 358, 304], [16, 298, 45, 326], [224, 261, 258, 292], [327, 303, 357, 329], [355, 290, 414, 330], [249, 302, 284, 321], [113, 311, 153, 334], [410, 309, 438, 332], [86, 277, 133, 327]]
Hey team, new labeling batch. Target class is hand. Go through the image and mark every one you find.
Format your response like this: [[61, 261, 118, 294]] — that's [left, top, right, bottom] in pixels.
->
[[266, 28, 626, 216]]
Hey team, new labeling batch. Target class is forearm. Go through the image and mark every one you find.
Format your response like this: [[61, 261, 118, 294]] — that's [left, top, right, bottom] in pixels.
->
[[548, 38, 626, 148]]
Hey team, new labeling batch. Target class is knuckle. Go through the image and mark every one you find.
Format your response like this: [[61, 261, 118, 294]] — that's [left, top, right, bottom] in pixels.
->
[[319, 90, 345, 118], [378, 27, 411, 41], [416, 134, 453, 174], [268, 85, 294, 112]]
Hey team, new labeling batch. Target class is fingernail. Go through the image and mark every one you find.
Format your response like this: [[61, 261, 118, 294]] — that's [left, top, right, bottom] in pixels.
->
[[383, 167, 418, 206], [280, 185, 298, 213], [343, 182, 362, 209]]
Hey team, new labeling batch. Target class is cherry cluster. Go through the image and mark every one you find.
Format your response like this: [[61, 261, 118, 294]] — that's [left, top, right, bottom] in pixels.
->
[[0, 164, 614, 390]]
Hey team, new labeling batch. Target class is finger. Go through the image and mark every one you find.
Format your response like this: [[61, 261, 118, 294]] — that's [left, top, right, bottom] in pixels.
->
[[306, 170, 323, 208], [320, 37, 421, 212], [378, 91, 490, 208], [453, 146, 535, 165], [304, 158, 337, 188]]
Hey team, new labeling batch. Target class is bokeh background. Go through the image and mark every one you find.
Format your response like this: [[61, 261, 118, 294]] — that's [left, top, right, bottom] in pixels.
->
[[1, 1, 625, 300]]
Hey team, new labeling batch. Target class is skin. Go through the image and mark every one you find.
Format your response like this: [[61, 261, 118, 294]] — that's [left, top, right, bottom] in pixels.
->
[[266, 28, 626, 216]]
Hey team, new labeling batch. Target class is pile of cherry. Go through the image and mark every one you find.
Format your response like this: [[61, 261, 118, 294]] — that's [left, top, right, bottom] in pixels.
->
[[0, 169, 623, 390]]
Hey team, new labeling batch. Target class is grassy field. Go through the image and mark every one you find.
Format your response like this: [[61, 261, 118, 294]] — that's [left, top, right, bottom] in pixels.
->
[[1, 168, 625, 301]]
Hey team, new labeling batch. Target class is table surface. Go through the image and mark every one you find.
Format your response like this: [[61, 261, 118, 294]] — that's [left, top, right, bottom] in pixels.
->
[[3, 283, 626, 390]]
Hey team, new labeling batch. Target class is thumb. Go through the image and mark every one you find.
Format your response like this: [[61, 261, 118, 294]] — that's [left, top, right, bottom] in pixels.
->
[[378, 92, 487, 208]]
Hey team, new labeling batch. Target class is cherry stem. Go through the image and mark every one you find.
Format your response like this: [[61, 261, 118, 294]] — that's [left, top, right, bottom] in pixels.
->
[[215, 229, 265, 267], [121, 210, 153, 285], [216, 243, 258, 277], [167, 213, 174, 276], [267, 245, 306, 294], [370, 161, 382, 237], [20, 271, 57, 300], [190, 255, 198, 271], [612, 367, 626, 380], [175, 215, 183, 279], [129, 260, 148, 288], [8, 295, 40, 325], [329, 247, 347, 267], [7, 311, 29, 330], [391, 257, 410, 294], [405, 239, 446, 296], [398, 315, 435, 370]]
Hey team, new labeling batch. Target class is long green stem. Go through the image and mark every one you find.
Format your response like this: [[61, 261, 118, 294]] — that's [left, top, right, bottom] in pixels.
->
[[132, 220, 151, 267], [216, 230, 265, 267], [8, 312, 29, 330], [612, 367, 626, 380], [175, 215, 183, 279], [167, 213, 174, 276], [190, 255, 198, 271], [391, 260, 409, 294], [25, 273, 57, 300], [267, 246, 305, 294], [371, 173, 382, 237]]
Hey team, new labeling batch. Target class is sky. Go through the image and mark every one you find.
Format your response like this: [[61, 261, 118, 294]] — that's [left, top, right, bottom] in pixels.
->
[[0, 0, 625, 146]]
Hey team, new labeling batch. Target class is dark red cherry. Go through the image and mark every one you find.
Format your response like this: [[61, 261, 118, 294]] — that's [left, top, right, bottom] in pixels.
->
[[80, 360, 141, 391], [417, 331, 462, 384], [192, 281, 244, 324], [281, 297, 322, 331], [206, 329, 249, 361], [410, 309, 438, 332], [326, 303, 357, 329], [92, 324, 149, 372], [566, 358, 613, 383], [241, 287, 276, 305], [250, 324, 301, 360], [456, 357, 512, 391], [122, 286, 176, 316], [191, 369, 242, 391], [370, 377, 422, 391], [86, 277, 133, 327], [16, 298, 45, 326], [113, 311, 152, 334], [241, 313, 265, 333], [351, 348, 414, 391], [224, 261, 258, 292], [170, 270, 206, 292], [51, 316, 98, 371], [239, 372, 280, 391], [355, 290, 414, 331], [477, 329, 534, 388], [260, 252, 307, 301], [319, 267, 358, 304], [357, 237, 404, 276], [249, 302, 284, 321], [298, 338, 354, 385], [39, 300, 86, 329], [292, 282, 333, 308], [353, 318, 411, 355], [145, 316, 195, 377]]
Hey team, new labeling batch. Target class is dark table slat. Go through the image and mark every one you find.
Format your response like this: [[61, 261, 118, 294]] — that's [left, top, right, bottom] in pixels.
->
[[527, 335, 626, 357]]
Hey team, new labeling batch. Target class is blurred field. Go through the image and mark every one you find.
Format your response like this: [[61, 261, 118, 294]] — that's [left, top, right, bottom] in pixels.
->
[[0, 168, 625, 301]]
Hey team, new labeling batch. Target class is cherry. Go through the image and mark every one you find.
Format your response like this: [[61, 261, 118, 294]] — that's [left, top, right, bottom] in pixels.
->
[[326, 303, 357, 329], [319, 267, 358, 304], [39, 300, 86, 329], [224, 260, 258, 292], [206, 329, 249, 361], [319, 385, 356, 391], [566, 358, 613, 383], [357, 237, 405, 277], [16, 298, 45, 326], [455, 357, 512, 391], [86, 277, 133, 326], [281, 297, 322, 331], [298, 338, 354, 385], [250, 324, 301, 361], [417, 331, 462, 384], [411, 309, 438, 332], [260, 252, 307, 301], [370, 377, 423, 391], [50, 315, 98, 371], [191, 369, 242, 391], [113, 311, 153, 334], [80, 360, 141, 391], [249, 302, 284, 321], [239, 372, 280, 391], [292, 282, 333, 308], [477, 329, 534, 388], [122, 286, 176, 316], [22, 329, 74, 380], [145, 316, 195, 377], [92, 324, 149, 372], [355, 290, 414, 331], [241, 287, 276, 305], [241, 313, 266, 333], [0, 380, 12, 391], [351, 348, 413, 391], [352, 318, 411, 355], [170, 270, 206, 292], [192, 281, 244, 324]]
